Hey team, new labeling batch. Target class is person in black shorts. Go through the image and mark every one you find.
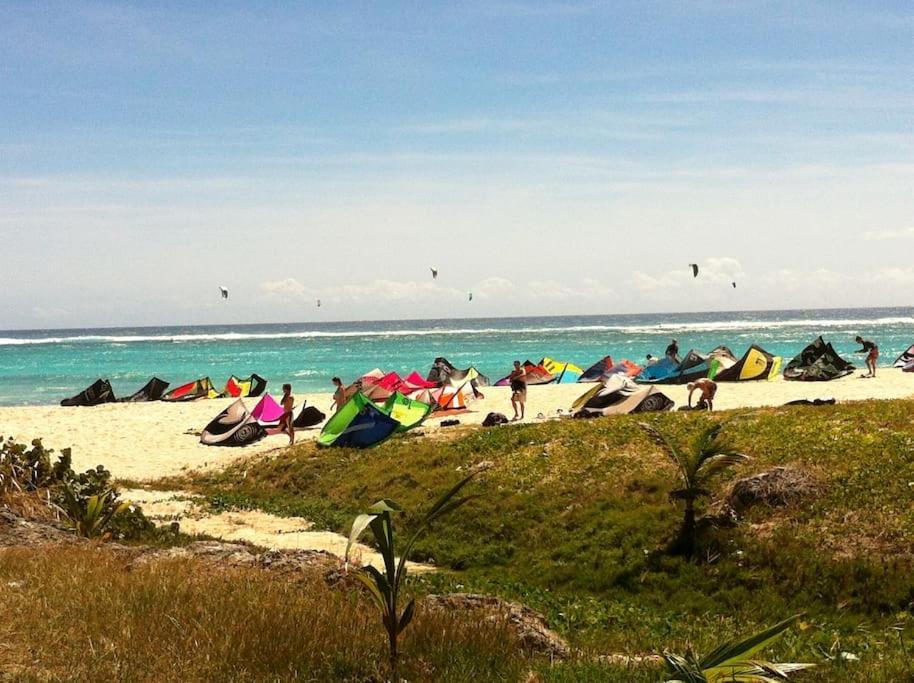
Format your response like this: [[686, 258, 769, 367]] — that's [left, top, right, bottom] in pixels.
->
[[665, 339, 680, 363], [855, 336, 879, 378], [508, 360, 527, 421]]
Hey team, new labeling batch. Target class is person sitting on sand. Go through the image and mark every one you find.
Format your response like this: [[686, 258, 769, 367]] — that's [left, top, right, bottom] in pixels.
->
[[665, 339, 680, 363], [687, 378, 717, 411], [855, 336, 879, 378], [332, 377, 347, 412], [279, 383, 295, 445], [508, 360, 527, 422]]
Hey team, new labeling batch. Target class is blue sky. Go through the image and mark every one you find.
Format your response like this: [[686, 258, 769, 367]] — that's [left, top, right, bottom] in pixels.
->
[[1, 1, 913, 328]]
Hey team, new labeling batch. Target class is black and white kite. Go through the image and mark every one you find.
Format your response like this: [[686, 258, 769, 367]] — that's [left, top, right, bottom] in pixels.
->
[[430, 267, 438, 280], [688, 264, 699, 278], [219, 286, 229, 300]]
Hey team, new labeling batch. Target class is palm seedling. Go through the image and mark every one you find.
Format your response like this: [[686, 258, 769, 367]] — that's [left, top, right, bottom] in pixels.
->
[[346, 469, 482, 674], [639, 421, 748, 557], [664, 614, 814, 682], [58, 482, 130, 539]]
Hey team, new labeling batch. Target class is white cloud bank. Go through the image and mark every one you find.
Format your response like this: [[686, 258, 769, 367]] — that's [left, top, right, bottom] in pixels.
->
[[863, 227, 914, 241]]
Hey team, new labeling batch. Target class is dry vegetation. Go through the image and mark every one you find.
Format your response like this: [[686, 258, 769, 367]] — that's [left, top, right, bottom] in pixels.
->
[[0, 546, 529, 682]]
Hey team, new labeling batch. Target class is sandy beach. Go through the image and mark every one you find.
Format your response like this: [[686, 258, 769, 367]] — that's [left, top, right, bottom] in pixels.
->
[[1, 373, 912, 482]]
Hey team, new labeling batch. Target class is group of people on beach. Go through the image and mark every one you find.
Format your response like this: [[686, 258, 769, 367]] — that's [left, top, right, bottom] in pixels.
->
[[271, 334, 882, 443]]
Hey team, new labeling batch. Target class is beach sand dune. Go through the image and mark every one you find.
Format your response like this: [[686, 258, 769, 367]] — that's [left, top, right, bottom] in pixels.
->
[[2, 374, 912, 482]]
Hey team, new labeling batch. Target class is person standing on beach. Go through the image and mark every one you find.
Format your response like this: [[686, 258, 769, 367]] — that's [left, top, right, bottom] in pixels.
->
[[687, 378, 717, 411], [332, 377, 347, 412], [279, 383, 295, 445], [508, 360, 527, 422], [665, 339, 680, 363], [855, 336, 879, 378]]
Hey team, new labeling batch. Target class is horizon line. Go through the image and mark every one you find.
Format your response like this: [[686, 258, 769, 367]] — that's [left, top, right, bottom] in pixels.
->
[[3, 304, 912, 335]]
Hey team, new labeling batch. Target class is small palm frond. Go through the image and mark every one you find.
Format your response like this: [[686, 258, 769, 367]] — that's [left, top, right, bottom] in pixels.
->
[[691, 422, 724, 456], [704, 660, 815, 682], [665, 615, 814, 682], [639, 422, 689, 486], [696, 453, 750, 478], [663, 652, 706, 682], [700, 614, 804, 669]]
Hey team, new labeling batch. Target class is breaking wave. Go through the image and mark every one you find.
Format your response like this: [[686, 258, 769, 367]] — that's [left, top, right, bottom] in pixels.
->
[[0, 316, 910, 347]]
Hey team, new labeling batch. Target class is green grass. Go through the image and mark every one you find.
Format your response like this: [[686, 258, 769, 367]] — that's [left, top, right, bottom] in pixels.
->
[[176, 399, 914, 680]]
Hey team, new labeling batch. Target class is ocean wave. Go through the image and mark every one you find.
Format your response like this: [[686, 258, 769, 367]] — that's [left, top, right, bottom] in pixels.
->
[[0, 316, 910, 346]]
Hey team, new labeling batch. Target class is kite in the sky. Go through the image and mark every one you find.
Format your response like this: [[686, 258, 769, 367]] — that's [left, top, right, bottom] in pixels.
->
[[430, 267, 438, 280], [468, 292, 473, 302], [316, 299, 322, 308], [219, 286, 229, 299], [688, 264, 699, 278], [732, 282, 737, 289]]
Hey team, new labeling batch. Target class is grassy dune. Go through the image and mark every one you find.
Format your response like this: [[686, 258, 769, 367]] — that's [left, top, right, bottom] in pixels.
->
[[180, 399, 914, 681], [0, 546, 531, 682]]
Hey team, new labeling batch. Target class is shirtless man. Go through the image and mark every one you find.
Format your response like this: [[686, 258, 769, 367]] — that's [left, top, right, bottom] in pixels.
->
[[687, 378, 717, 411], [665, 339, 680, 363], [279, 383, 295, 445], [855, 336, 879, 378], [508, 360, 527, 422]]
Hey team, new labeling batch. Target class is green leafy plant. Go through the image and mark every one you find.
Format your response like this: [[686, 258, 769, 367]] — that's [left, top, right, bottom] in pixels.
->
[[346, 469, 482, 674], [640, 421, 748, 557], [664, 614, 814, 682], [0, 437, 68, 493], [58, 482, 130, 539]]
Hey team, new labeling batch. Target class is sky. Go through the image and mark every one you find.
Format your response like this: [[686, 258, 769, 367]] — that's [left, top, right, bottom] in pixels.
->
[[1, 1, 913, 329]]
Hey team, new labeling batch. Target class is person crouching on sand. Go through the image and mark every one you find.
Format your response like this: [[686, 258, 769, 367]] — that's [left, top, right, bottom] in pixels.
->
[[279, 383, 295, 445], [508, 360, 527, 422], [687, 378, 717, 411], [855, 336, 879, 378], [332, 377, 347, 412]]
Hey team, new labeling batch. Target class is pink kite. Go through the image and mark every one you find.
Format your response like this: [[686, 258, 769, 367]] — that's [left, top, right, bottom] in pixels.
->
[[401, 371, 437, 393], [251, 393, 285, 424], [376, 371, 404, 391]]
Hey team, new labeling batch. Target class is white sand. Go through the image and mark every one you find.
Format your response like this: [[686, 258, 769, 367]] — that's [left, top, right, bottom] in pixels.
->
[[122, 488, 432, 572], [1, 373, 913, 482]]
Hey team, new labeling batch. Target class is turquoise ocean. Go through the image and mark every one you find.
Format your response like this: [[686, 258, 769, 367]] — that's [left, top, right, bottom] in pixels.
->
[[1, 307, 912, 406]]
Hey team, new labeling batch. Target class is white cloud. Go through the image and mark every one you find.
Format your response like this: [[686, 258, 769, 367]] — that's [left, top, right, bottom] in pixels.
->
[[472, 277, 517, 300], [862, 227, 914, 241], [260, 277, 466, 310], [633, 257, 745, 292], [260, 278, 307, 301], [866, 267, 914, 286], [760, 268, 846, 292], [525, 278, 614, 300]]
